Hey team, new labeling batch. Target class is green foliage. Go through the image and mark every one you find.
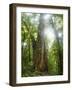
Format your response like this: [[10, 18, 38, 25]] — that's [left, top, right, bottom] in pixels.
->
[[21, 12, 63, 77], [48, 41, 63, 75]]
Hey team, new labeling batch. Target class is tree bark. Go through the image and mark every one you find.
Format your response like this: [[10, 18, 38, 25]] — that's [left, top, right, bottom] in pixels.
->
[[34, 14, 48, 72]]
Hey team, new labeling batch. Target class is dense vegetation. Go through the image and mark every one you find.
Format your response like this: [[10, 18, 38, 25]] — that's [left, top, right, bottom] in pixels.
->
[[21, 13, 63, 77]]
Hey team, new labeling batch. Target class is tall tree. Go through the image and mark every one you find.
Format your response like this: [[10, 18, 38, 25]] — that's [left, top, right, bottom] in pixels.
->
[[48, 14, 63, 74], [34, 14, 48, 72]]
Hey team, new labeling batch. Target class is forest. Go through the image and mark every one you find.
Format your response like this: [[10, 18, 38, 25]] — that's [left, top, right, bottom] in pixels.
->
[[21, 12, 63, 77]]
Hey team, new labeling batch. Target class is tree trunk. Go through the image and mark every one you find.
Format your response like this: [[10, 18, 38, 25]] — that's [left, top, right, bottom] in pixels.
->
[[33, 14, 48, 72], [52, 22, 63, 75]]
